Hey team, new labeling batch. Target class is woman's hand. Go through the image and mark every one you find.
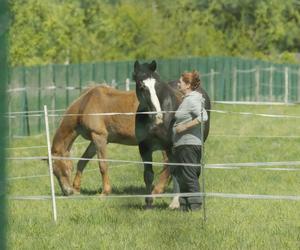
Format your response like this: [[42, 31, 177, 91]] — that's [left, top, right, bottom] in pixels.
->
[[175, 124, 187, 133], [175, 119, 200, 133]]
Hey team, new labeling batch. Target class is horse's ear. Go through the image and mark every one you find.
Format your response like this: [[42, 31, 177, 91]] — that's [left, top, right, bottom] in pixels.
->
[[134, 60, 140, 71], [149, 60, 157, 72]]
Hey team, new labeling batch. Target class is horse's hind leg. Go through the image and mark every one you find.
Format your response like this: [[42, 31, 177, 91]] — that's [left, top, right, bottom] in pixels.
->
[[73, 141, 96, 193], [91, 132, 112, 195]]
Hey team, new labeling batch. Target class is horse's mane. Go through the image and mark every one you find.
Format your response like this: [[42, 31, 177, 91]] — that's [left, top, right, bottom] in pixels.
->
[[81, 82, 112, 95], [63, 83, 115, 114], [166, 81, 183, 104]]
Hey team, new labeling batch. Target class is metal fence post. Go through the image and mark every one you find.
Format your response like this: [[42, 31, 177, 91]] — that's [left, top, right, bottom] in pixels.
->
[[65, 64, 69, 106], [284, 67, 289, 104], [92, 63, 96, 82], [22, 67, 30, 136], [7, 68, 12, 138], [38, 65, 42, 133], [200, 98, 207, 222], [8, 95, 12, 138], [79, 63, 82, 92]]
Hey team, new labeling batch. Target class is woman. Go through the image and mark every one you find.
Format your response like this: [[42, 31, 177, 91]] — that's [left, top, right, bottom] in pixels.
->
[[172, 70, 208, 211]]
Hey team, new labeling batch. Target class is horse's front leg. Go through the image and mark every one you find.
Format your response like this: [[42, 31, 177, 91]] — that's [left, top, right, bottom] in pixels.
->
[[73, 141, 96, 193], [167, 150, 180, 209], [91, 132, 111, 195], [152, 150, 180, 209], [139, 143, 154, 208], [152, 150, 170, 195]]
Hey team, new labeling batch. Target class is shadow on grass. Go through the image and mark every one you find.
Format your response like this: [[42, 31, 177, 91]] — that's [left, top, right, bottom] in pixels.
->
[[77, 185, 171, 210], [79, 188, 101, 195], [77, 185, 146, 195], [121, 202, 170, 211]]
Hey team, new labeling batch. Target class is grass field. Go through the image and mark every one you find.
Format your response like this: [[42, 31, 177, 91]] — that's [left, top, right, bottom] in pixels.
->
[[6, 104, 300, 249]]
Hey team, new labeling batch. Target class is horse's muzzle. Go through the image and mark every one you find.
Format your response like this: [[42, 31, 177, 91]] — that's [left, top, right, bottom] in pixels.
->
[[62, 185, 74, 196]]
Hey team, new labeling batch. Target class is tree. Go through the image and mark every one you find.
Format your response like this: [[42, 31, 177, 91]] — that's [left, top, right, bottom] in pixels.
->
[[9, 0, 300, 66]]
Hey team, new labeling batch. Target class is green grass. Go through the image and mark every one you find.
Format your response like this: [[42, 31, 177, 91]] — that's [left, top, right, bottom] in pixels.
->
[[6, 104, 300, 249]]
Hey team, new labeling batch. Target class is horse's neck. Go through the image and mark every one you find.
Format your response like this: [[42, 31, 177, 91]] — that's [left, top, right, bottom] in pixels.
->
[[51, 121, 77, 156], [159, 84, 182, 111]]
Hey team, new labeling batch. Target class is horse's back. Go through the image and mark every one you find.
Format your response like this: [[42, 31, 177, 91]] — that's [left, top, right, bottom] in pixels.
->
[[74, 85, 139, 144]]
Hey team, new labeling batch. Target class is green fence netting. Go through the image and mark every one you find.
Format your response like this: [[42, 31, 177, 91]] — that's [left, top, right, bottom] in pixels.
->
[[7, 56, 300, 136]]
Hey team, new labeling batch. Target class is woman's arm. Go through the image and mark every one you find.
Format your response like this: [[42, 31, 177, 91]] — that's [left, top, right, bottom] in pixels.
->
[[175, 118, 200, 133]]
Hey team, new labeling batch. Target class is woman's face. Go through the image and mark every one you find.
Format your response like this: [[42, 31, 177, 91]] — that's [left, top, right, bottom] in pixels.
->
[[178, 77, 191, 94]]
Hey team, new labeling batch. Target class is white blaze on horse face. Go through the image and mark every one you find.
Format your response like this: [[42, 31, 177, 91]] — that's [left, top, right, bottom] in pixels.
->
[[143, 78, 163, 125]]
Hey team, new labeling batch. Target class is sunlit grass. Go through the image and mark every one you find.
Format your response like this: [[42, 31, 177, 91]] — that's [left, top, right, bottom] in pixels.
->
[[6, 104, 300, 249]]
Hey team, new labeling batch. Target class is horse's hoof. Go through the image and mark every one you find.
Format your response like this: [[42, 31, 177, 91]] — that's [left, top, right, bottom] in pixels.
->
[[144, 204, 154, 210], [100, 191, 110, 197], [62, 186, 74, 196], [169, 196, 180, 210], [101, 187, 112, 196], [73, 189, 80, 195]]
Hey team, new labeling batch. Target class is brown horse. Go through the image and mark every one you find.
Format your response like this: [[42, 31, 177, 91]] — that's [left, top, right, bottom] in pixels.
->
[[51, 84, 171, 199]]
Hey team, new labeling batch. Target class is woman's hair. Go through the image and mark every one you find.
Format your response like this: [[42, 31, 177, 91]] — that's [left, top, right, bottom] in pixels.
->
[[181, 70, 201, 90]]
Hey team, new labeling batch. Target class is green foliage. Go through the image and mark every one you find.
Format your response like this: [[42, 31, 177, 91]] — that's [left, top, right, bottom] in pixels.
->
[[6, 104, 300, 249], [9, 0, 300, 66]]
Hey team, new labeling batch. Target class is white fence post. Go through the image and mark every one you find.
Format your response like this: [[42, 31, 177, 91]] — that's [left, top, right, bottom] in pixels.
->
[[284, 67, 289, 104], [232, 67, 237, 101], [8, 95, 12, 138], [44, 105, 58, 223], [255, 67, 260, 102], [269, 66, 273, 102], [298, 68, 300, 103], [111, 79, 116, 88], [125, 78, 130, 91], [209, 69, 214, 102]]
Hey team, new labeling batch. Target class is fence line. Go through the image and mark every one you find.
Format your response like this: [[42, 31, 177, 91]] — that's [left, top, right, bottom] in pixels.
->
[[213, 101, 296, 105], [6, 101, 300, 223], [8, 192, 300, 202], [7, 134, 300, 151], [7, 140, 90, 151], [7, 85, 90, 93], [6, 108, 300, 119], [6, 164, 300, 183], [6, 153, 300, 169]]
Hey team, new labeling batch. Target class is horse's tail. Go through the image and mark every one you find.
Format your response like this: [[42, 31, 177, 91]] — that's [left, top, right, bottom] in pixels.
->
[[199, 87, 211, 142]]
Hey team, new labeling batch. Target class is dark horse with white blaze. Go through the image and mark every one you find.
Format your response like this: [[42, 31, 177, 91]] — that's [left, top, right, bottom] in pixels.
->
[[51, 84, 173, 203], [134, 60, 211, 208]]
